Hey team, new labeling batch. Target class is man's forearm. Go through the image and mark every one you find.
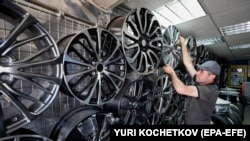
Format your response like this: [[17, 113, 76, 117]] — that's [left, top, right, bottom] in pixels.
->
[[169, 71, 187, 95], [181, 40, 193, 66]]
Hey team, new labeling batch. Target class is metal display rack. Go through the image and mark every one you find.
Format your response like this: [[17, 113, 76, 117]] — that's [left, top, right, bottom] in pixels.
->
[[0, 0, 92, 137]]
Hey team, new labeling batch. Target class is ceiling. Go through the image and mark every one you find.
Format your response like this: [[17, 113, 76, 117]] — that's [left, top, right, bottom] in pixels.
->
[[117, 0, 250, 61]]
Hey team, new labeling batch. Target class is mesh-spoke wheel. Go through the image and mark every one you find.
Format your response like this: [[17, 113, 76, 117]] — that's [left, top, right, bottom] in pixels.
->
[[104, 79, 152, 125], [152, 75, 175, 114], [50, 106, 117, 141], [59, 28, 126, 105], [107, 7, 163, 75], [0, 0, 62, 133], [162, 25, 181, 69]]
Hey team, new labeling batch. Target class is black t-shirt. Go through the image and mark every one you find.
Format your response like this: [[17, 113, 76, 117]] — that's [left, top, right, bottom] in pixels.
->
[[185, 84, 219, 125]]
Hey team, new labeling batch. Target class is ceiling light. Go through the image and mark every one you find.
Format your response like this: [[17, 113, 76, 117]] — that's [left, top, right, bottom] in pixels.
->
[[230, 44, 250, 50], [197, 36, 224, 46], [220, 21, 250, 36], [153, 0, 206, 28]]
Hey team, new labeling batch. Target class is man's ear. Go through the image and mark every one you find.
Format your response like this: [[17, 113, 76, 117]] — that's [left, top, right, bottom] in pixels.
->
[[209, 74, 216, 80]]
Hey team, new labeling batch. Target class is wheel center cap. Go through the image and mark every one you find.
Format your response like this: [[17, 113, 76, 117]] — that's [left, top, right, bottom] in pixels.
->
[[141, 39, 146, 47]]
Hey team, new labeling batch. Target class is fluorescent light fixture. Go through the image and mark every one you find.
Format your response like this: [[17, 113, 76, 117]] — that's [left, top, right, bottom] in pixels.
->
[[197, 36, 224, 46], [153, 0, 206, 28], [230, 43, 250, 50], [220, 21, 250, 36]]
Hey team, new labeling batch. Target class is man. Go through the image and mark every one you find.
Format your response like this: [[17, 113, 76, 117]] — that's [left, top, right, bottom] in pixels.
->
[[163, 36, 221, 125]]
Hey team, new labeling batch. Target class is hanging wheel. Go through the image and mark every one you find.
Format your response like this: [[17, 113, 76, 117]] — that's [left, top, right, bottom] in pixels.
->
[[162, 25, 181, 69], [0, 0, 63, 133], [152, 74, 175, 114], [107, 7, 163, 75], [59, 28, 127, 105], [104, 78, 152, 125], [50, 105, 118, 141]]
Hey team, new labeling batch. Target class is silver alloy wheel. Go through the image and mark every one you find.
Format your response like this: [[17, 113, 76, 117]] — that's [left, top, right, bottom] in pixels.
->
[[107, 7, 163, 75], [60, 28, 126, 105], [162, 25, 181, 69], [0, 0, 63, 133]]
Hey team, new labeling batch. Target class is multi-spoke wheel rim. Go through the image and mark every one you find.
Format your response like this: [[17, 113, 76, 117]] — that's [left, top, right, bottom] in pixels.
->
[[152, 75, 175, 114], [50, 106, 116, 141], [60, 28, 126, 105], [107, 7, 163, 75], [162, 25, 181, 69], [164, 93, 187, 125], [104, 79, 152, 125], [0, 0, 62, 133]]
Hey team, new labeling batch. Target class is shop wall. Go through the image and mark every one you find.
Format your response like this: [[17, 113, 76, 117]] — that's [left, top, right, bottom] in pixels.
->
[[229, 60, 250, 82]]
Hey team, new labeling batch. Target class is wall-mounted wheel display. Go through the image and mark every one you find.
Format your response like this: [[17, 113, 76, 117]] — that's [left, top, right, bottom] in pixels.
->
[[59, 28, 126, 105], [50, 105, 117, 141], [104, 78, 152, 125], [162, 25, 181, 69], [0, 0, 63, 134], [107, 7, 163, 75]]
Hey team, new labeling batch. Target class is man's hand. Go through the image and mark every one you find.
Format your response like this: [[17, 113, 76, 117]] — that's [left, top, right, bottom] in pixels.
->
[[179, 36, 185, 46], [163, 64, 174, 76]]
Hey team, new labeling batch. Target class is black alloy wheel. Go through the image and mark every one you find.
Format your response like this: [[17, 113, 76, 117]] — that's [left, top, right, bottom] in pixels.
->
[[152, 75, 175, 114], [104, 78, 153, 125], [107, 7, 163, 75], [50, 105, 118, 141], [59, 28, 126, 105]]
